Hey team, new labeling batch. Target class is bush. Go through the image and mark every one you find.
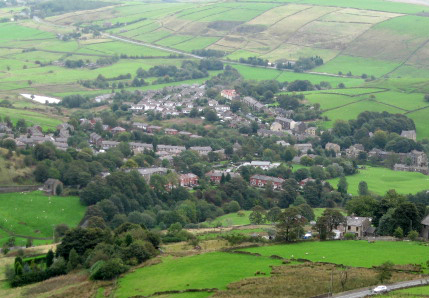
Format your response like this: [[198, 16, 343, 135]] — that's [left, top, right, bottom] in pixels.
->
[[407, 230, 419, 241], [344, 233, 356, 240], [90, 258, 129, 280], [393, 227, 404, 239]]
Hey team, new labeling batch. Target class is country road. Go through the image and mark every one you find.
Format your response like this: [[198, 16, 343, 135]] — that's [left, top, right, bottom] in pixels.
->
[[333, 278, 429, 298]]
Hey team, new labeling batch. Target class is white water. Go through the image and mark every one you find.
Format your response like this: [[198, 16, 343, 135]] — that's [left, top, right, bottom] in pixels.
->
[[20, 94, 60, 104]]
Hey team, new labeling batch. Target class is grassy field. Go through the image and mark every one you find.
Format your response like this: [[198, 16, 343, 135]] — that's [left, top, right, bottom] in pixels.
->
[[328, 166, 429, 195], [206, 211, 252, 227], [241, 241, 429, 268], [115, 252, 283, 298], [0, 107, 64, 130], [383, 285, 429, 297], [0, 191, 85, 239]]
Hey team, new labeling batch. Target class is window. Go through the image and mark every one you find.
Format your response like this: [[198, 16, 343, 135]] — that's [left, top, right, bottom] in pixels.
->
[[348, 226, 351, 230]]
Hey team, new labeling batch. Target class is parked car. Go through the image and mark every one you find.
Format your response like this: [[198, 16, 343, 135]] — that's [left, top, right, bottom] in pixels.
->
[[373, 285, 388, 294], [303, 232, 312, 239]]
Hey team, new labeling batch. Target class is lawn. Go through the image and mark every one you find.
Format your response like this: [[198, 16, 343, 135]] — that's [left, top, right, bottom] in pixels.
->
[[407, 108, 429, 140], [328, 166, 429, 195], [115, 252, 283, 298], [241, 241, 429, 268], [0, 191, 85, 239]]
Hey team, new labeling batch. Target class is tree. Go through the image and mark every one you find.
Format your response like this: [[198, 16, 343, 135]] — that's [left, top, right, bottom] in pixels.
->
[[67, 248, 80, 271], [407, 230, 419, 241], [392, 202, 420, 235], [358, 181, 369, 196], [315, 209, 345, 240], [393, 226, 404, 239], [276, 207, 307, 242], [337, 176, 348, 195], [46, 250, 54, 268], [249, 206, 266, 225], [377, 261, 394, 283], [267, 207, 282, 223]]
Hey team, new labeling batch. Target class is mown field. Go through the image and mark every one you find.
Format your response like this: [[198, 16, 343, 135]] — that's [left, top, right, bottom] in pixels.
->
[[328, 166, 429, 196], [0, 191, 85, 241]]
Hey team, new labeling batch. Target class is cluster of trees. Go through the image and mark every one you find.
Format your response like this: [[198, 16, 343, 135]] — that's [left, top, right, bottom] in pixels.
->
[[346, 190, 425, 237], [238, 56, 269, 66], [205, 66, 241, 88], [293, 56, 324, 72], [321, 112, 419, 154], [134, 59, 224, 84], [60, 94, 91, 108], [7, 224, 159, 286], [65, 59, 84, 68], [192, 49, 225, 58]]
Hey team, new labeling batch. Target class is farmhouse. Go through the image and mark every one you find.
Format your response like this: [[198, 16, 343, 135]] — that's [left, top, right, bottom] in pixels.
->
[[325, 142, 341, 154], [341, 216, 373, 238], [401, 130, 416, 141], [345, 144, 365, 159], [250, 175, 284, 189], [270, 122, 282, 132], [294, 143, 313, 153]]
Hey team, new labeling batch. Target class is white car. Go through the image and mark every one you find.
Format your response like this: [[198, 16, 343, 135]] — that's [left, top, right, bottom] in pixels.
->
[[373, 285, 388, 294]]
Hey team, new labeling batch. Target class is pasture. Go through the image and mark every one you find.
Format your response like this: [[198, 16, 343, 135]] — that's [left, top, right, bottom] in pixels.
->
[[0, 107, 63, 130], [327, 166, 429, 195], [115, 252, 283, 298], [241, 240, 429, 268], [0, 191, 85, 239]]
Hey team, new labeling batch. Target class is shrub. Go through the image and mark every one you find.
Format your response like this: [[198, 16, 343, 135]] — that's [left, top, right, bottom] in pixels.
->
[[90, 258, 128, 280], [344, 233, 356, 240], [407, 230, 419, 241], [393, 227, 404, 239]]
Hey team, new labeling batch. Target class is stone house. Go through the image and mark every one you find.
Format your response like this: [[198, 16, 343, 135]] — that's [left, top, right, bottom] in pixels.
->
[[325, 142, 341, 154], [342, 216, 373, 238], [270, 122, 282, 132]]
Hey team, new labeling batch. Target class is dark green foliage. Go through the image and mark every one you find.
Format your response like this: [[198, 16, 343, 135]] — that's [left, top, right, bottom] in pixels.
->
[[46, 250, 54, 268], [90, 258, 128, 280], [56, 227, 109, 260]]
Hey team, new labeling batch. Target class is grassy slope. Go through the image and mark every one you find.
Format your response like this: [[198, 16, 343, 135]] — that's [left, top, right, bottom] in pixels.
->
[[0, 191, 85, 239], [327, 166, 429, 195], [241, 241, 429, 267], [115, 252, 283, 298]]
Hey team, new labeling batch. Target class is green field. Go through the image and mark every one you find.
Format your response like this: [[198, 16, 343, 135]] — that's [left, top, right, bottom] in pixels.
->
[[0, 107, 63, 130], [241, 241, 429, 268], [115, 252, 283, 298], [328, 166, 429, 195], [207, 211, 252, 227], [314, 55, 400, 78], [0, 191, 85, 239], [383, 285, 429, 297]]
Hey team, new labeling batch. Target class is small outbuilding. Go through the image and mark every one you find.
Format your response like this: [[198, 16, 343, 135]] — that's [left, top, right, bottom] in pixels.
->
[[43, 179, 63, 196]]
